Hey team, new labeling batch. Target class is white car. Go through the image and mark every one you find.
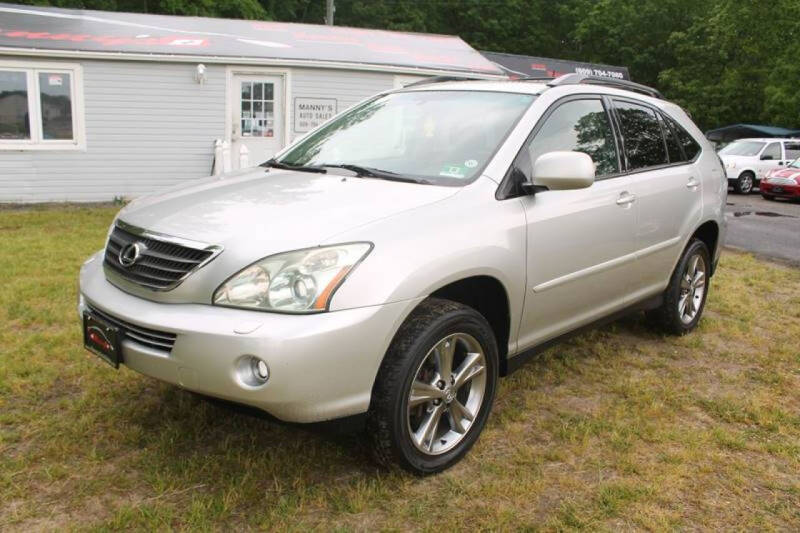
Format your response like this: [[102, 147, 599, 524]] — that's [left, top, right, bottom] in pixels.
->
[[79, 75, 726, 474], [718, 137, 800, 194]]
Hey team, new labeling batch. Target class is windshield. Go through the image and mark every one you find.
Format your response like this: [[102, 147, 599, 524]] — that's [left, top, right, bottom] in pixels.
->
[[719, 140, 766, 156], [790, 158, 800, 169], [277, 90, 535, 185]]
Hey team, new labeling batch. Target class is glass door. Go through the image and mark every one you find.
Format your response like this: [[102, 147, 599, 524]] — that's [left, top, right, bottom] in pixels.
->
[[230, 74, 283, 169]]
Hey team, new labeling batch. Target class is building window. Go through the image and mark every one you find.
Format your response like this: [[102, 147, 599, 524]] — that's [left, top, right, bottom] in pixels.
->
[[0, 61, 84, 150]]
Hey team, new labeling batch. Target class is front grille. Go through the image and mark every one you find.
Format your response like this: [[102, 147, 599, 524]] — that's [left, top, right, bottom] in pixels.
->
[[104, 223, 220, 290], [88, 304, 176, 353]]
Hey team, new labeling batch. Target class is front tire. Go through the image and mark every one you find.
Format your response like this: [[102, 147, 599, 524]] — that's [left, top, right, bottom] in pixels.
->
[[734, 171, 755, 194], [646, 239, 710, 335], [367, 298, 499, 475]]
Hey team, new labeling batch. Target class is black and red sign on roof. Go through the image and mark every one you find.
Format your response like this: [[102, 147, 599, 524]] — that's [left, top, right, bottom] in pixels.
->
[[0, 2, 503, 75], [482, 51, 630, 81]]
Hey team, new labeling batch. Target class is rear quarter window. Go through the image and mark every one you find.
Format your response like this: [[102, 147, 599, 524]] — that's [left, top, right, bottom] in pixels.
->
[[664, 114, 701, 161]]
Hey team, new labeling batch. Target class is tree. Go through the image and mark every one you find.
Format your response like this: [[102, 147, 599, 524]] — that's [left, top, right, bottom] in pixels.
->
[[12, 0, 800, 130], [659, 1, 787, 130]]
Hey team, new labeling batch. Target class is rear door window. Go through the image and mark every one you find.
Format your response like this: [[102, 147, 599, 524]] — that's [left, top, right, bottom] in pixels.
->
[[659, 114, 685, 163], [613, 100, 668, 170], [783, 142, 800, 160]]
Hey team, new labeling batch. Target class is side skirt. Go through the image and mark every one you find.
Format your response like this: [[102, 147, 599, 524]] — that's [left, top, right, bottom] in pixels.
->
[[505, 293, 663, 375]]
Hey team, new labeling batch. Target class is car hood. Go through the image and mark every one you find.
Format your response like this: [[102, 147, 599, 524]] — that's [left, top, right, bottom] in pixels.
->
[[117, 167, 460, 255], [767, 168, 800, 182]]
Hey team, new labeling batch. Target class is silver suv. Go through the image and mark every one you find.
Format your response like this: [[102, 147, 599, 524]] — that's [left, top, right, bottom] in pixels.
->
[[79, 75, 726, 474]]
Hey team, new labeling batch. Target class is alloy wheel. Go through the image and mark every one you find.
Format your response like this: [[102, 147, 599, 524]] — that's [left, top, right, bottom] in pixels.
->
[[739, 174, 753, 194], [678, 253, 706, 324], [407, 333, 486, 455]]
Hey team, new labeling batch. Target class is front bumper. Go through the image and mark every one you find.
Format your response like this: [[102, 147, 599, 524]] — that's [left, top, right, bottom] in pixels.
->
[[79, 252, 420, 423], [760, 181, 800, 197]]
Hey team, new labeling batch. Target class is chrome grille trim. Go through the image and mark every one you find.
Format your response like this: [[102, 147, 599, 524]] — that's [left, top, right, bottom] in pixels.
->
[[103, 220, 223, 291], [88, 303, 176, 353]]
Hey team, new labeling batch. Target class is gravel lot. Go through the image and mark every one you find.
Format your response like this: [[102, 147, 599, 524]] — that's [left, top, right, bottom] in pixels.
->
[[725, 190, 800, 265]]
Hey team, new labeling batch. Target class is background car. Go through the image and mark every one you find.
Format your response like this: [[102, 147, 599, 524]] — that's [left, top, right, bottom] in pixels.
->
[[718, 138, 800, 194], [761, 158, 800, 200]]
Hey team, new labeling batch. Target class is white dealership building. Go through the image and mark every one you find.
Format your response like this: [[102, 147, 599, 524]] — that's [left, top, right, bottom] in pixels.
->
[[0, 3, 504, 202]]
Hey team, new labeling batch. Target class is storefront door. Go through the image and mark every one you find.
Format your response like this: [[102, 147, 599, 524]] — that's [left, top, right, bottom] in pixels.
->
[[229, 73, 284, 169]]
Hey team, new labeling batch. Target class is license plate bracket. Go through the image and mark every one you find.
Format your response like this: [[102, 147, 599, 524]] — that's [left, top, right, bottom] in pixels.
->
[[83, 311, 122, 368]]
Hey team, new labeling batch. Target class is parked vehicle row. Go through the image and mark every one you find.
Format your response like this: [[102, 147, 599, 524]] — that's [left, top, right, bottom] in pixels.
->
[[79, 74, 725, 474], [718, 137, 800, 194]]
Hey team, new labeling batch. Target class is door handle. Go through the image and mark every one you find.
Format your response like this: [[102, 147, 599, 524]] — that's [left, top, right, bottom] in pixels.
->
[[616, 191, 637, 206], [686, 177, 700, 190]]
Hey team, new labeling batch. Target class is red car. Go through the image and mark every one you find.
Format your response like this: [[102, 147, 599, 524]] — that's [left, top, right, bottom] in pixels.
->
[[761, 159, 800, 200]]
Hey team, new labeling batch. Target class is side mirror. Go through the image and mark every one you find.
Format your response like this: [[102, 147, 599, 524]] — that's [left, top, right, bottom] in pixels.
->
[[531, 151, 595, 191]]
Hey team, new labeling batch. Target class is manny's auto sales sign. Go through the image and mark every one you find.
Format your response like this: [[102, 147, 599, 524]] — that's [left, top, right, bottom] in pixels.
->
[[293, 98, 337, 133]]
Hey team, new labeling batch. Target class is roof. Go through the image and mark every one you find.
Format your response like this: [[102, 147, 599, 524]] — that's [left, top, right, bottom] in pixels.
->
[[0, 3, 504, 76], [730, 138, 800, 142], [706, 124, 800, 143], [398, 77, 666, 105], [401, 79, 550, 95], [481, 50, 630, 81]]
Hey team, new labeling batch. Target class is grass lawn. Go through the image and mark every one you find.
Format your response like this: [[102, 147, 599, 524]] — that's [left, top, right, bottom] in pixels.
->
[[1, 205, 799, 531]]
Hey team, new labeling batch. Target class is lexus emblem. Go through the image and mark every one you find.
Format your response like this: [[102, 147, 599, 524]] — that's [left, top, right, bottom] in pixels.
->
[[119, 242, 143, 267]]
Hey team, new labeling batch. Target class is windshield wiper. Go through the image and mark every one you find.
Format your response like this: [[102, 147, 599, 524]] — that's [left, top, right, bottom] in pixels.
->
[[262, 159, 429, 184], [321, 164, 430, 184], [260, 158, 327, 173]]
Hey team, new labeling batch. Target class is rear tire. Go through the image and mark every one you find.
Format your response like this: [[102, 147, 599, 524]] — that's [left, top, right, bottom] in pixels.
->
[[367, 298, 498, 475], [733, 172, 755, 194], [646, 239, 710, 335]]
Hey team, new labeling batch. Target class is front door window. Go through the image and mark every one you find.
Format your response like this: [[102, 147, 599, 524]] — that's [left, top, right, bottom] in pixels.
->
[[230, 74, 283, 169], [240, 81, 274, 138]]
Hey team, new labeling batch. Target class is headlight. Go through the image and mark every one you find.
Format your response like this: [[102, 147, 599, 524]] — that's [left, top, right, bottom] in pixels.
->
[[213, 243, 372, 313]]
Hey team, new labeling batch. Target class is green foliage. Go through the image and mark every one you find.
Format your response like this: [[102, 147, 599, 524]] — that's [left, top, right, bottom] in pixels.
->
[[13, 0, 800, 131], [658, 0, 798, 130]]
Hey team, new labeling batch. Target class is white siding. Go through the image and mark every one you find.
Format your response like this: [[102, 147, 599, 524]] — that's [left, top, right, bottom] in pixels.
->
[[0, 58, 226, 203], [0, 58, 407, 202], [288, 68, 395, 143]]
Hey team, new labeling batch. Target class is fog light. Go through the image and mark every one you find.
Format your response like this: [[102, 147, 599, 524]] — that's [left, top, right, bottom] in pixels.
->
[[252, 358, 269, 381], [235, 355, 270, 387]]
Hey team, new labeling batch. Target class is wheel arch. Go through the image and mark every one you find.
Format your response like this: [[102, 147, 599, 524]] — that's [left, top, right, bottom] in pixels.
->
[[428, 275, 512, 376], [738, 168, 756, 178], [690, 220, 720, 275], [375, 274, 514, 381]]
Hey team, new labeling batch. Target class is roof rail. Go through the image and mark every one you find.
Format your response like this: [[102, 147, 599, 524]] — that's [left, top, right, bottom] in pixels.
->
[[512, 76, 556, 82], [402, 75, 479, 88], [547, 73, 664, 99]]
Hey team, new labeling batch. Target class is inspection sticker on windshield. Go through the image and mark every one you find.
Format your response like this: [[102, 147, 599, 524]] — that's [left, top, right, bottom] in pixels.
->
[[439, 165, 465, 178], [464, 159, 478, 168]]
